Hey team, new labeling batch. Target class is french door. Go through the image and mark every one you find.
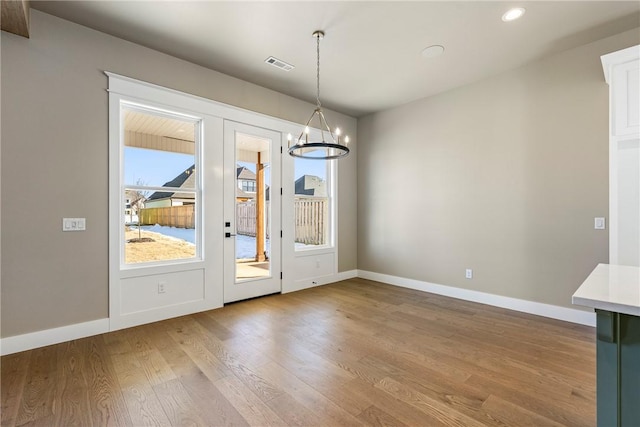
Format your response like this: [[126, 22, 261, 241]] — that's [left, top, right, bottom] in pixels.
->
[[108, 72, 341, 332], [223, 121, 282, 302]]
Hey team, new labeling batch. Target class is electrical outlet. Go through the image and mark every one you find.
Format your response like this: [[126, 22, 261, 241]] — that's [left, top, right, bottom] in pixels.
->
[[158, 282, 166, 294], [465, 269, 473, 279]]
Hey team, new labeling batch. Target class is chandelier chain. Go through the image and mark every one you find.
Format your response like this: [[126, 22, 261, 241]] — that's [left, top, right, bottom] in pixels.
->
[[316, 33, 321, 108]]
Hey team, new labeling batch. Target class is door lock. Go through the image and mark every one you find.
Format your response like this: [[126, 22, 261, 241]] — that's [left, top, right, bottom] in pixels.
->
[[225, 232, 236, 238]]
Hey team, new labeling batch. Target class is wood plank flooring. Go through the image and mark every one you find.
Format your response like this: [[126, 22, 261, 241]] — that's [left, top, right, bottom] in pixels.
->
[[1, 278, 596, 426]]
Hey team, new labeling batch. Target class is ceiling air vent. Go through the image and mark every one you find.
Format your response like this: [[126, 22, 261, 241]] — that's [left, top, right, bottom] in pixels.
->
[[265, 56, 295, 71]]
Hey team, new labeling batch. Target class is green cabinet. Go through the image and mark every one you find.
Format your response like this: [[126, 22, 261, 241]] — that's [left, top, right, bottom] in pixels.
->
[[596, 310, 640, 426]]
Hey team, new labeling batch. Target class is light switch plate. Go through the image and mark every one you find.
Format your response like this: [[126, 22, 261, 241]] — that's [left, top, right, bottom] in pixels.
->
[[594, 217, 606, 230], [62, 218, 86, 231]]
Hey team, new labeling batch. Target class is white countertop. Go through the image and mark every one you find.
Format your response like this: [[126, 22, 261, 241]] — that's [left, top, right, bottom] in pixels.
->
[[573, 263, 640, 316]]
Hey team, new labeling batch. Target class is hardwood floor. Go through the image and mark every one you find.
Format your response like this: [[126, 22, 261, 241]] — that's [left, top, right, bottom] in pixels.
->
[[1, 278, 596, 426]]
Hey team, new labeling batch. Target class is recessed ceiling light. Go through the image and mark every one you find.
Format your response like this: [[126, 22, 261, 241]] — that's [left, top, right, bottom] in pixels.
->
[[421, 45, 444, 58], [502, 7, 526, 22]]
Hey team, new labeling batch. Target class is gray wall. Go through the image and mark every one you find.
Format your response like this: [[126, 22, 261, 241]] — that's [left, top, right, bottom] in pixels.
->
[[0, 10, 357, 338], [357, 28, 639, 310]]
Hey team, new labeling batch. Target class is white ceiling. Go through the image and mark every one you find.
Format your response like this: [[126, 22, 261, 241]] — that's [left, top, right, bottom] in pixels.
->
[[125, 110, 195, 141], [31, 1, 640, 118]]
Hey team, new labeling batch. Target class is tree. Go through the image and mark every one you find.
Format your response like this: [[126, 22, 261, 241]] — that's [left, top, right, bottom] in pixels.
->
[[128, 179, 150, 241]]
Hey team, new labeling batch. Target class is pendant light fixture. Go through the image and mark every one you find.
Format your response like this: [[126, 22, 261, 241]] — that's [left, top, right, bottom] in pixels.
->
[[288, 31, 350, 160]]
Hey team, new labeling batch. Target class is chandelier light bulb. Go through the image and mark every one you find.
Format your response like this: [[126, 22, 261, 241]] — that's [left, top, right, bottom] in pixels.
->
[[345, 136, 350, 144], [335, 128, 341, 136], [287, 133, 292, 141]]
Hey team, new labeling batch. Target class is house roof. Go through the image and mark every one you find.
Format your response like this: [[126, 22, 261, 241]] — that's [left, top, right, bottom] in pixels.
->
[[147, 165, 265, 202], [147, 165, 196, 201], [236, 188, 254, 200], [295, 175, 327, 196], [237, 166, 255, 181]]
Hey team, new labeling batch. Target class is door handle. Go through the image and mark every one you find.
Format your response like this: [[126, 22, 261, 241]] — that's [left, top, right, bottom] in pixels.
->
[[225, 232, 236, 238]]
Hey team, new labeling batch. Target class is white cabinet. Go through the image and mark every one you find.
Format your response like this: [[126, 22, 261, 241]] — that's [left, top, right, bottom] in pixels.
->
[[602, 45, 640, 266], [612, 60, 640, 136]]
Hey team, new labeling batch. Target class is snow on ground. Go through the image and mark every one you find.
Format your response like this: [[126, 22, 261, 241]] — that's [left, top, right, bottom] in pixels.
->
[[133, 225, 195, 244], [132, 225, 321, 258], [131, 225, 270, 259], [236, 234, 271, 259]]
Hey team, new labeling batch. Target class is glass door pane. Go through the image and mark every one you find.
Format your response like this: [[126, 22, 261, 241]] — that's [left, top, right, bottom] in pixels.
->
[[223, 121, 281, 303], [235, 132, 271, 281]]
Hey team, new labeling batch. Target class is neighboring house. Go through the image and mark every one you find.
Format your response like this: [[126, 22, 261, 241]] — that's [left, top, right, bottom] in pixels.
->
[[124, 196, 132, 217], [236, 165, 256, 202], [145, 165, 196, 208], [295, 175, 327, 196], [145, 164, 267, 206], [124, 189, 145, 223], [237, 165, 270, 202]]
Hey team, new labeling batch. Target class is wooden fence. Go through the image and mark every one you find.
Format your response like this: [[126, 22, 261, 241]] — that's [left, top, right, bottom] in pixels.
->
[[140, 197, 328, 245], [236, 197, 328, 245], [236, 202, 270, 238], [139, 205, 195, 229], [294, 197, 328, 245]]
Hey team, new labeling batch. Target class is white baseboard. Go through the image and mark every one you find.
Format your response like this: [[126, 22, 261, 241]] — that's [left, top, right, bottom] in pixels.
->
[[0, 318, 110, 356], [357, 270, 596, 327], [284, 269, 358, 294], [336, 269, 358, 281], [1, 269, 595, 355]]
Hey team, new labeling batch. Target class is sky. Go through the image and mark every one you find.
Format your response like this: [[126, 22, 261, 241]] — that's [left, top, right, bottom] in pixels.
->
[[125, 147, 328, 188], [294, 157, 328, 181], [125, 147, 193, 187]]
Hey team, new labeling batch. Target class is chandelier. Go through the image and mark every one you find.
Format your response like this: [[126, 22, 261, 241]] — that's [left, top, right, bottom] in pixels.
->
[[288, 31, 350, 160]]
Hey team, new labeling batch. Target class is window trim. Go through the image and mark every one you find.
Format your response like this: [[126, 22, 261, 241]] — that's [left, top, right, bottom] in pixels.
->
[[119, 102, 203, 269], [293, 157, 336, 252], [107, 71, 345, 329]]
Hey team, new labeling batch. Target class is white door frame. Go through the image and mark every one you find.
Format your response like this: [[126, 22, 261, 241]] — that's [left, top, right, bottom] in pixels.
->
[[107, 72, 341, 331], [223, 121, 282, 303]]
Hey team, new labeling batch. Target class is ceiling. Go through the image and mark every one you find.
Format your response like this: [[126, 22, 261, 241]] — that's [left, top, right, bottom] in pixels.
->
[[31, 1, 640, 118], [125, 110, 195, 141]]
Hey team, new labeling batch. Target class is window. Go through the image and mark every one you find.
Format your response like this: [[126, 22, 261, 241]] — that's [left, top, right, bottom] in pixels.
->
[[294, 157, 333, 250], [241, 180, 256, 192], [121, 104, 201, 265]]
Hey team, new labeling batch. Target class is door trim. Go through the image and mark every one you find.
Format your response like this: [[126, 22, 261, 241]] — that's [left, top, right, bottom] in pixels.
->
[[223, 120, 282, 303], [107, 71, 345, 331]]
